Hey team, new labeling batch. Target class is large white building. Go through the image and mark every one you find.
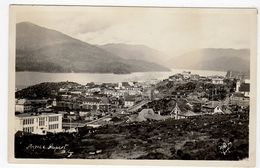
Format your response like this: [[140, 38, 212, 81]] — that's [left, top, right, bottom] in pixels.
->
[[15, 113, 63, 135]]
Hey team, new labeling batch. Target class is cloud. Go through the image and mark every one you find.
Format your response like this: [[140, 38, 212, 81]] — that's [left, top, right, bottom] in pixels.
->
[[15, 6, 255, 58]]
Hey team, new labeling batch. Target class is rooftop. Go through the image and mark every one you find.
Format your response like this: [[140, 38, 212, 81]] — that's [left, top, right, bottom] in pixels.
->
[[202, 101, 222, 109], [122, 82, 131, 87], [232, 92, 245, 98], [16, 112, 61, 118], [84, 97, 102, 103], [124, 96, 136, 101], [16, 99, 31, 105]]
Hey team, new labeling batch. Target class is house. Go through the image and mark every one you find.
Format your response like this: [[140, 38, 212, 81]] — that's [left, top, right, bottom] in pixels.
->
[[124, 96, 135, 107], [60, 94, 72, 100], [85, 91, 93, 96], [109, 97, 121, 109], [126, 89, 142, 96], [82, 97, 110, 111], [15, 99, 32, 113], [213, 105, 224, 114], [99, 98, 111, 112], [82, 98, 101, 110], [239, 83, 250, 97], [201, 101, 222, 113], [230, 92, 250, 107], [57, 101, 81, 110], [170, 103, 186, 119], [212, 77, 224, 84], [88, 87, 101, 93], [103, 89, 124, 97], [115, 82, 130, 90], [236, 79, 250, 97], [142, 88, 155, 100], [15, 112, 63, 135], [59, 88, 69, 93], [79, 111, 90, 117], [83, 97, 102, 105], [126, 109, 167, 122], [201, 101, 232, 114]]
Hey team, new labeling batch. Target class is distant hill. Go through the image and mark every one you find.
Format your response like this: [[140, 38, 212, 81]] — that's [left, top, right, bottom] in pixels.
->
[[16, 22, 170, 74], [15, 82, 81, 99], [168, 48, 250, 72], [98, 43, 167, 65]]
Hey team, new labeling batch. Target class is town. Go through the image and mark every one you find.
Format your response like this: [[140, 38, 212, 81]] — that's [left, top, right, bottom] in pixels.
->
[[14, 70, 250, 159]]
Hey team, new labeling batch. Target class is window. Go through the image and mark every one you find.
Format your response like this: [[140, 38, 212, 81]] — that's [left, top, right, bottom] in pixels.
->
[[23, 118, 34, 125], [23, 127, 34, 133], [39, 117, 45, 126], [49, 124, 59, 130], [49, 116, 59, 122]]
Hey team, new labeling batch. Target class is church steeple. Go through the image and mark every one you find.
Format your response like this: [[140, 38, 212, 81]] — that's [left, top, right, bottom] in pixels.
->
[[171, 102, 181, 119]]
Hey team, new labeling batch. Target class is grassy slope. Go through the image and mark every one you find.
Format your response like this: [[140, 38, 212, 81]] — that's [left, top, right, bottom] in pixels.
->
[[15, 113, 248, 160]]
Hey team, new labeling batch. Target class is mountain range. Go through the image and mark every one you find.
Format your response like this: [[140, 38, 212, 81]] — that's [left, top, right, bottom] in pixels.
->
[[16, 22, 250, 73], [16, 22, 170, 74], [98, 43, 167, 65], [167, 48, 250, 72]]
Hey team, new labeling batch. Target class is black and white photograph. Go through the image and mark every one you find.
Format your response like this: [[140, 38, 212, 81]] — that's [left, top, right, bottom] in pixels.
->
[[8, 5, 257, 166]]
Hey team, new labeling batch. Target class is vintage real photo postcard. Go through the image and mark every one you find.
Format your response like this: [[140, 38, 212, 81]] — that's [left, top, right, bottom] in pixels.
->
[[8, 5, 257, 167]]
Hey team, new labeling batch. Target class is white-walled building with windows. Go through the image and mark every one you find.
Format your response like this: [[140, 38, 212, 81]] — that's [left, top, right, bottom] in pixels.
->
[[15, 99, 32, 113], [15, 113, 63, 135]]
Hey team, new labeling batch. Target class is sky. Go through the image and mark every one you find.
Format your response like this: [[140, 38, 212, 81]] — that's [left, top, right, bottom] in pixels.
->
[[13, 6, 256, 58]]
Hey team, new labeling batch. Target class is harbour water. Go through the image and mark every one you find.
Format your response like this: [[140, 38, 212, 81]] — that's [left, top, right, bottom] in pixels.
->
[[16, 69, 227, 89]]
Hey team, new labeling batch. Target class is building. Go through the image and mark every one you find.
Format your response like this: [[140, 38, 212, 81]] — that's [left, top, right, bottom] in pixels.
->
[[82, 98, 101, 110], [124, 96, 135, 107], [87, 87, 101, 93], [15, 99, 32, 113], [239, 83, 250, 97], [103, 89, 124, 97], [201, 101, 222, 113], [212, 77, 224, 84], [15, 113, 63, 135], [201, 101, 231, 114], [236, 80, 250, 98], [142, 88, 154, 101], [213, 105, 224, 114], [230, 92, 250, 107], [57, 101, 81, 110], [82, 97, 110, 111], [116, 82, 131, 90], [59, 88, 69, 93], [182, 71, 191, 79], [170, 103, 186, 119], [126, 109, 167, 122]]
